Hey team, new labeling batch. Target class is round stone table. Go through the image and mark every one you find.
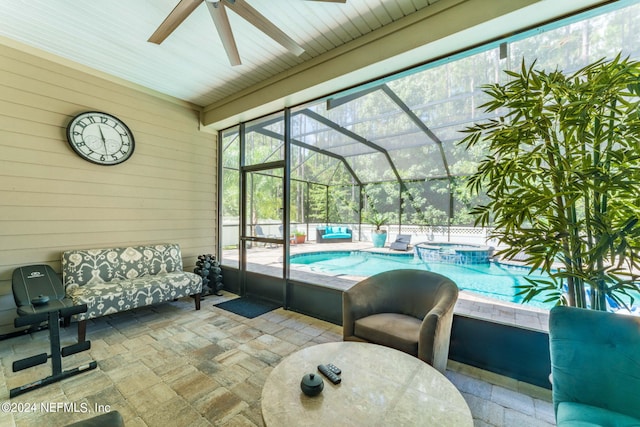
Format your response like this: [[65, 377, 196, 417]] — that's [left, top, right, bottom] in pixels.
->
[[261, 341, 473, 426]]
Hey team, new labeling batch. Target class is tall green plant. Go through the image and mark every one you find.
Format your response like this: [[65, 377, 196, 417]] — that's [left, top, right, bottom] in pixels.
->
[[366, 211, 389, 232], [461, 55, 640, 310]]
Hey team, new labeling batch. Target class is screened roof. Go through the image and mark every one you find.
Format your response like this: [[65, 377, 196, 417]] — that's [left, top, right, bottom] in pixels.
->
[[225, 1, 640, 188]]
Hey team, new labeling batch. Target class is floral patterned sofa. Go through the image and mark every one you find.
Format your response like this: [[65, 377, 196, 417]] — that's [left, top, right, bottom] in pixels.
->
[[62, 243, 202, 341]]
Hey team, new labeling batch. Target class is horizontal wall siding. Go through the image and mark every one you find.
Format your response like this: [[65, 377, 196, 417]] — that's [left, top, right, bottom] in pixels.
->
[[0, 42, 217, 335]]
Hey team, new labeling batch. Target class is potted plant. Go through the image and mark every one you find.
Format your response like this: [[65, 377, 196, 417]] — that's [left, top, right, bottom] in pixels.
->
[[367, 212, 389, 248], [461, 55, 640, 310], [293, 230, 306, 244]]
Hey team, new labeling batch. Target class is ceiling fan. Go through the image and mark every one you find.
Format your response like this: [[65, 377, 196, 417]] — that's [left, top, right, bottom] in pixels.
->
[[148, 0, 346, 66]]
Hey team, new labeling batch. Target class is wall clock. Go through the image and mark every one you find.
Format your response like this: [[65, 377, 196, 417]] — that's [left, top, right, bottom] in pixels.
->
[[66, 111, 135, 165]]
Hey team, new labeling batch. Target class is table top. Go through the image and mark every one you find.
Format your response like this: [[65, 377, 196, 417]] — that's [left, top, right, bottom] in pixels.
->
[[261, 341, 473, 427]]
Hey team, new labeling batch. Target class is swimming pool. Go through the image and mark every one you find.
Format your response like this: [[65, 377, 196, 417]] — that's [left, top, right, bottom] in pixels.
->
[[290, 251, 555, 309]]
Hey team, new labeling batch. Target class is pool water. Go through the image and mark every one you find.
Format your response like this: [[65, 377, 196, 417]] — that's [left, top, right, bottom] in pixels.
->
[[290, 251, 555, 309]]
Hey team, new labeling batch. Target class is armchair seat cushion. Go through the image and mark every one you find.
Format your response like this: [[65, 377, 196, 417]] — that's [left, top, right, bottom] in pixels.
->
[[353, 313, 421, 356], [556, 402, 640, 427]]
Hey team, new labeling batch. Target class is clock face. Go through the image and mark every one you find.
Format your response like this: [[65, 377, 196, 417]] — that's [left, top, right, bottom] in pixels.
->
[[66, 111, 135, 165]]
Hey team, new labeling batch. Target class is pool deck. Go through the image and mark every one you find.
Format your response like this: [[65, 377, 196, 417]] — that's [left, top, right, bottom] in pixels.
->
[[222, 240, 550, 333]]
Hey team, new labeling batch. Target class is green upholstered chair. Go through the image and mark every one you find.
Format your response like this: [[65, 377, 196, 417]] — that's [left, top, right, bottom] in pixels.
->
[[549, 305, 640, 426], [342, 269, 459, 373], [65, 411, 124, 427]]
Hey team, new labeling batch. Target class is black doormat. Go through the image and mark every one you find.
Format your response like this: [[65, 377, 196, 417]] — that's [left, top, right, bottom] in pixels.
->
[[214, 298, 281, 319]]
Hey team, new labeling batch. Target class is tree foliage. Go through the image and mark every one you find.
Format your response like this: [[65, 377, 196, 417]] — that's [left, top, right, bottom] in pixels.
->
[[461, 55, 640, 310]]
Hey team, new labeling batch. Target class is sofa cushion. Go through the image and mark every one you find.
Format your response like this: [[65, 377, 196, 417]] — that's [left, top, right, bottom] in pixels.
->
[[556, 402, 640, 427], [353, 313, 421, 356], [325, 226, 333, 234], [323, 233, 351, 239], [62, 244, 185, 287], [66, 272, 201, 321]]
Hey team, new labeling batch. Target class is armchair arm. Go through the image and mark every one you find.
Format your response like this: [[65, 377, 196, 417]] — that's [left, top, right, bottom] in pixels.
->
[[342, 290, 357, 339], [418, 283, 458, 372]]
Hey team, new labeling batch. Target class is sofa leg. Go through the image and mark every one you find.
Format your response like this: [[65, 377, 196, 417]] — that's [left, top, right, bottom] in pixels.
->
[[194, 293, 201, 310], [78, 320, 87, 342]]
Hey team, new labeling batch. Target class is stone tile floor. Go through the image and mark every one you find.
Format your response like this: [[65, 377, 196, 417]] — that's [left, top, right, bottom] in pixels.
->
[[0, 292, 556, 426]]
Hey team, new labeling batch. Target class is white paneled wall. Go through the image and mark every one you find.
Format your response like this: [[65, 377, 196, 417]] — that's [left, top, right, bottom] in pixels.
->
[[0, 41, 217, 335]]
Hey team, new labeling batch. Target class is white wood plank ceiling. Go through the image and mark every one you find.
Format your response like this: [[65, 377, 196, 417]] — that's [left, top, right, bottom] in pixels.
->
[[0, 0, 440, 107]]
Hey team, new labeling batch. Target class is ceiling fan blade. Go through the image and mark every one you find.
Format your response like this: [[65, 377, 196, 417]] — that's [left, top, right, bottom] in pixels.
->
[[206, 1, 242, 66], [148, 0, 204, 44], [224, 0, 305, 56]]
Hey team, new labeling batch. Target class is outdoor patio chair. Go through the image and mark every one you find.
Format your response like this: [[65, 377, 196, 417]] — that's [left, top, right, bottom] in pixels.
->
[[255, 225, 267, 238], [254, 225, 278, 248], [342, 269, 459, 373], [549, 306, 640, 426], [390, 234, 411, 251]]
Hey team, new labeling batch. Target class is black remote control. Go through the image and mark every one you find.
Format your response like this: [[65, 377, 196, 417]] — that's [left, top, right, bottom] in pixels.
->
[[326, 363, 341, 375], [318, 364, 341, 384]]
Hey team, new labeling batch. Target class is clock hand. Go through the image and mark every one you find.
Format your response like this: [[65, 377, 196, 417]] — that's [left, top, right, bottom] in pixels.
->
[[98, 126, 108, 154]]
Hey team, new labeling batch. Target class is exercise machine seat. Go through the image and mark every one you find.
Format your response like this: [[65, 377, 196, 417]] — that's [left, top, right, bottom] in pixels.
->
[[12, 264, 74, 316]]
